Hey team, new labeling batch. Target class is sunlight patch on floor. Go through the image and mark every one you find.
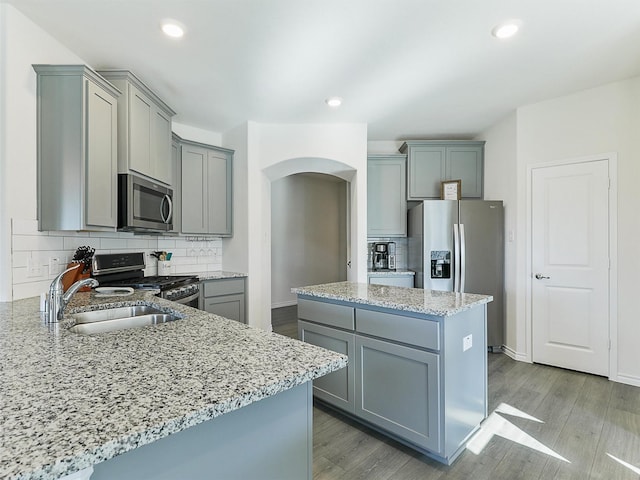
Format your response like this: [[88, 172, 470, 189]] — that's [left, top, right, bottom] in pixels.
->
[[466, 403, 569, 463], [607, 453, 640, 474]]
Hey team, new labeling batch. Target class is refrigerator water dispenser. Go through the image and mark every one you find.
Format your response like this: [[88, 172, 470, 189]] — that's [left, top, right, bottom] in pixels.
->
[[430, 251, 451, 278]]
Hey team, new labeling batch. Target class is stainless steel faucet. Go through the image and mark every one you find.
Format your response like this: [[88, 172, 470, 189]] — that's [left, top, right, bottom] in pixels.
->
[[46, 265, 99, 324]]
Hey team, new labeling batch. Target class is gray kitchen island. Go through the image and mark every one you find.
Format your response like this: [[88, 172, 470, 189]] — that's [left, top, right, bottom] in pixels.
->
[[293, 281, 492, 465], [0, 291, 346, 480]]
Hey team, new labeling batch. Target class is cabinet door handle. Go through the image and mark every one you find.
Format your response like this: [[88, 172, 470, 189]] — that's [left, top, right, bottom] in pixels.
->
[[535, 273, 550, 280]]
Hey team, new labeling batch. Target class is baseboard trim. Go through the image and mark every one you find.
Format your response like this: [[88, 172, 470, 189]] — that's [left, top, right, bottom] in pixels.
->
[[271, 300, 297, 309], [502, 345, 529, 363], [611, 373, 640, 387]]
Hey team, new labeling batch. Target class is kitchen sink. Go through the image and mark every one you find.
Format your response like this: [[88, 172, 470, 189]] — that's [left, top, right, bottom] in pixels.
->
[[71, 305, 164, 324], [68, 306, 182, 334]]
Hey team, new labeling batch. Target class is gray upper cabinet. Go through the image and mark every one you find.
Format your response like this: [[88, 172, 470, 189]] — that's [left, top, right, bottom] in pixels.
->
[[97, 70, 175, 186], [169, 133, 182, 234], [400, 141, 484, 199], [180, 139, 234, 236], [367, 154, 407, 237], [33, 65, 120, 231]]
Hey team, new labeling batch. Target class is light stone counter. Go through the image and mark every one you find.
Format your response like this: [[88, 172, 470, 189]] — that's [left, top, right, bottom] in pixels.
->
[[196, 271, 247, 281], [292, 281, 491, 317], [0, 291, 346, 480]]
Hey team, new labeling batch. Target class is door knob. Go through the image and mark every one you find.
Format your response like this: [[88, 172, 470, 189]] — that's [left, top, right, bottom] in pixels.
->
[[535, 273, 550, 280]]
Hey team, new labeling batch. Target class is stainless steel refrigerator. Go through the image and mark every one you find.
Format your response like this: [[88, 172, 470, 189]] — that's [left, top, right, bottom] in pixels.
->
[[408, 200, 504, 349]]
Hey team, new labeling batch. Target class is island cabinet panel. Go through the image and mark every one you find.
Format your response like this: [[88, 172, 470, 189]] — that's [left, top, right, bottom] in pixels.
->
[[298, 320, 356, 412], [91, 383, 313, 480], [200, 278, 246, 323], [355, 335, 441, 453], [295, 290, 488, 466]]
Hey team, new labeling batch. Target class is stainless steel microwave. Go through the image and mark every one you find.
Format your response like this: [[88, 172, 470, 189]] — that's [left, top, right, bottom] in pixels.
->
[[118, 174, 173, 232]]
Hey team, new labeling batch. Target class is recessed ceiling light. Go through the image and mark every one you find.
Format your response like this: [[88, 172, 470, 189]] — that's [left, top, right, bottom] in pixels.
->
[[491, 20, 521, 39], [161, 20, 185, 38], [325, 97, 343, 108]]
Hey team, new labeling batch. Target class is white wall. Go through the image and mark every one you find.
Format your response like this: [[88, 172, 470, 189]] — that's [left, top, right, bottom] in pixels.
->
[[271, 173, 347, 307], [0, 6, 225, 300], [476, 112, 520, 357], [0, 4, 83, 300], [223, 122, 368, 330], [517, 78, 640, 385], [173, 122, 222, 146], [482, 77, 640, 385]]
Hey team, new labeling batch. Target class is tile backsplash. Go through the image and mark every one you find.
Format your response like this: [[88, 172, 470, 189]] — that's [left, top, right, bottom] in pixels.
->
[[11, 219, 223, 300], [367, 238, 408, 270]]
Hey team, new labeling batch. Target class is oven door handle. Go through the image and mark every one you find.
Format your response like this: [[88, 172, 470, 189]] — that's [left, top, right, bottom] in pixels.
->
[[173, 291, 200, 305]]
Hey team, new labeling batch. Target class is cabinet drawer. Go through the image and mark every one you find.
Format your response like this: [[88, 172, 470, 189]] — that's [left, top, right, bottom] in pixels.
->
[[356, 308, 440, 351], [298, 298, 354, 330], [203, 278, 244, 297]]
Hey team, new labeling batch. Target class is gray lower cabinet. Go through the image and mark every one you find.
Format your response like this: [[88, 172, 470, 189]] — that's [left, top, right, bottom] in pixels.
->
[[298, 320, 355, 413], [400, 141, 484, 199], [367, 154, 407, 237], [296, 296, 486, 465], [33, 65, 120, 231], [200, 278, 245, 323], [181, 139, 234, 236], [97, 70, 176, 186], [355, 335, 440, 453]]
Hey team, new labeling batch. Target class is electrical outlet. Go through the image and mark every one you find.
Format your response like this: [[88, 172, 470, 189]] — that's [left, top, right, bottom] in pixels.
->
[[26, 257, 43, 278], [49, 257, 60, 276], [463, 334, 473, 352]]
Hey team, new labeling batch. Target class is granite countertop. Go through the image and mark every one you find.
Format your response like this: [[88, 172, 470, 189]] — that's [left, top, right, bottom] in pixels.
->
[[292, 281, 492, 317], [0, 292, 346, 480], [196, 271, 247, 281], [367, 269, 415, 276]]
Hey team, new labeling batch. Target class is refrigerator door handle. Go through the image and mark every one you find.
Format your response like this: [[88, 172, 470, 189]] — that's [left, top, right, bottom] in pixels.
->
[[460, 223, 466, 293], [453, 223, 460, 292]]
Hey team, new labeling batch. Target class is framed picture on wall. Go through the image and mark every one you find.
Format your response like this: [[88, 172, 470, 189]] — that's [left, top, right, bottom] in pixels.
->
[[441, 180, 462, 200]]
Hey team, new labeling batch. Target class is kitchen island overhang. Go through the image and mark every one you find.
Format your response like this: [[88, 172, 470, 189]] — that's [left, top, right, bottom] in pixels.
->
[[293, 281, 492, 465], [0, 291, 347, 480]]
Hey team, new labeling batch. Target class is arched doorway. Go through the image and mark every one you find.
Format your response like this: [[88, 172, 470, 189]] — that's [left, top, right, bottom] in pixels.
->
[[257, 157, 358, 331], [271, 172, 348, 334]]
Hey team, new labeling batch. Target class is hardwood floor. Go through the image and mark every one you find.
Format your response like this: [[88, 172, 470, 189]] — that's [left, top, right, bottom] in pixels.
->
[[271, 306, 640, 479]]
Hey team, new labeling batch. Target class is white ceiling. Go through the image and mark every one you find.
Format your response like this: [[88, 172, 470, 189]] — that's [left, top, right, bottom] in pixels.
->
[[6, 0, 640, 140]]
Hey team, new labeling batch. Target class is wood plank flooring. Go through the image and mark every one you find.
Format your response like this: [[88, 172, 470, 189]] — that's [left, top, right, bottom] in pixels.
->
[[271, 306, 640, 480]]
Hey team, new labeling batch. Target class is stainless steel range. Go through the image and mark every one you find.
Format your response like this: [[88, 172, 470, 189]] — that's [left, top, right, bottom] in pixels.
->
[[92, 252, 200, 307]]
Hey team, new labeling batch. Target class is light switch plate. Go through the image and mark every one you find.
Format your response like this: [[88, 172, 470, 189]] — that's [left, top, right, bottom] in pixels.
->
[[463, 334, 473, 352]]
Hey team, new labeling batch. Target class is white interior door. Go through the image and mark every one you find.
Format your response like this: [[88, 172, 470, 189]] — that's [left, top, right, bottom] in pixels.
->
[[531, 159, 609, 376]]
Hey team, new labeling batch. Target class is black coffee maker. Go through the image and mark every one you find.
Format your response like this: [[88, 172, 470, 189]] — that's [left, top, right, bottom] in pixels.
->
[[372, 242, 396, 271]]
